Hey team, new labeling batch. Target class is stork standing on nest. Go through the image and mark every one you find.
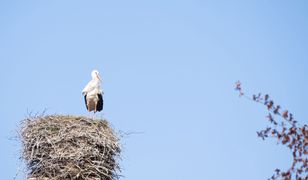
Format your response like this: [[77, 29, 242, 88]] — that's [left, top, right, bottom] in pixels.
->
[[82, 70, 103, 113]]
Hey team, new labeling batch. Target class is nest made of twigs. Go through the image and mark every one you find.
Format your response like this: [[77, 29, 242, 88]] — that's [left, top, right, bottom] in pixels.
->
[[20, 115, 121, 180]]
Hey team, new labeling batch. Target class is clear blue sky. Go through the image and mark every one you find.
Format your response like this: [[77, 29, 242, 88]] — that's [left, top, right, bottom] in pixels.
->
[[1, 0, 308, 179]]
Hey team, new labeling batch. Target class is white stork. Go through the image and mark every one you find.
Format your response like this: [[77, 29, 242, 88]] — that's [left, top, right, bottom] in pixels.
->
[[82, 70, 103, 113]]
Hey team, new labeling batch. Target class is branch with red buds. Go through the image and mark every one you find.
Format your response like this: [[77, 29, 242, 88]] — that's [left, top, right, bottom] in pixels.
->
[[235, 81, 308, 180]]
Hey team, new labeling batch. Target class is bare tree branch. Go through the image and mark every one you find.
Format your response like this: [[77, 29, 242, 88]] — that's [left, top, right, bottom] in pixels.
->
[[235, 81, 308, 180]]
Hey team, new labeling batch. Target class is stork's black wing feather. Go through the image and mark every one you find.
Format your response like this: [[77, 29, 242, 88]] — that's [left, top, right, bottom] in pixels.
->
[[97, 93, 103, 112], [84, 95, 89, 110]]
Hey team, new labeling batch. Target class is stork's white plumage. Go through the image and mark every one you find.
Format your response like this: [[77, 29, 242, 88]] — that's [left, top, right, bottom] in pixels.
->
[[82, 70, 103, 113]]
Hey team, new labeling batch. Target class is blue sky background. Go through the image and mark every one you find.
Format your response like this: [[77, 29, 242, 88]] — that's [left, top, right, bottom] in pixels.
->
[[1, 0, 308, 179]]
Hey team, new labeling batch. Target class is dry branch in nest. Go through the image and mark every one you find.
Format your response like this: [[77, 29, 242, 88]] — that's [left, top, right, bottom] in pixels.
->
[[20, 115, 121, 180]]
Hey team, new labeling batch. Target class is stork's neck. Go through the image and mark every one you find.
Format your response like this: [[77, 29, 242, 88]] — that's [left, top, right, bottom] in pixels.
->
[[91, 78, 101, 85], [93, 77, 100, 81]]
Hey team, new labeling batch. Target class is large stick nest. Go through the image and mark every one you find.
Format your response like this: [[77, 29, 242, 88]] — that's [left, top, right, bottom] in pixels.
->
[[20, 115, 121, 180]]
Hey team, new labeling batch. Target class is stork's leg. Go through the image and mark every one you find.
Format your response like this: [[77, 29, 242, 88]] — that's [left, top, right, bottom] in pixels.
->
[[87, 102, 90, 112], [94, 101, 97, 113]]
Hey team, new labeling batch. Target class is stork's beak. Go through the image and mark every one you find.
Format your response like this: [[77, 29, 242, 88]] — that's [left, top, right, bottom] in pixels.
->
[[96, 73, 102, 81]]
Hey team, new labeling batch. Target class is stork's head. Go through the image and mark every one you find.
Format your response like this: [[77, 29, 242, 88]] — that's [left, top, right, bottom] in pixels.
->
[[91, 69, 101, 81]]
